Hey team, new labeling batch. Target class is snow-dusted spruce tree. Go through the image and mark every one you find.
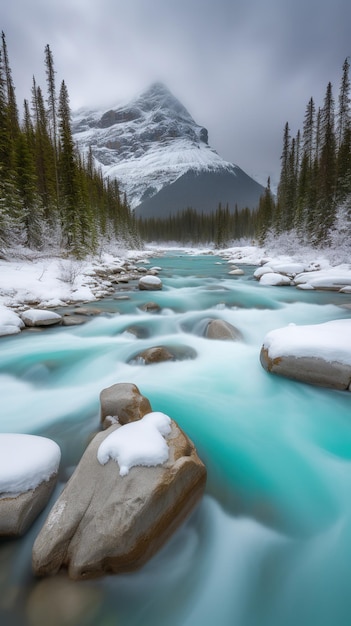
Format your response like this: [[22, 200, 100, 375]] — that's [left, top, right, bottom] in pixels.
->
[[328, 197, 351, 263], [316, 81, 337, 244], [0, 32, 141, 257], [265, 58, 351, 251]]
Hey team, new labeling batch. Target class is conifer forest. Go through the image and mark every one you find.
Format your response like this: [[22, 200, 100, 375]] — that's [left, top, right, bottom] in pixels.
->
[[1, 30, 350, 253], [0, 32, 140, 258]]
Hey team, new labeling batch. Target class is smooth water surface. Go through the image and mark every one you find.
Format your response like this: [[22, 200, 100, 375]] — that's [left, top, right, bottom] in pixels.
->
[[1, 253, 351, 626]]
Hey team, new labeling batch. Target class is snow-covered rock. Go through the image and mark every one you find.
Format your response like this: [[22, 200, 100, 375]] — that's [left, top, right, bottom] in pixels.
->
[[253, 265, 273, 279], [268, 262, 305, 276], [138, 275, 162, 290], [21, 308, 62, 327], [0, 434, 61, 536], [294, 268, 351, 291], [260, 319, 351, 390], [32, 409, 206, 579], [259, 273, 291, 286], [0, 305, 24, 336]]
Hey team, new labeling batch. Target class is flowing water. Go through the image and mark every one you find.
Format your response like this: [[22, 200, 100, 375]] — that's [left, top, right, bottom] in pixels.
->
[[1, 253, 351, 626]]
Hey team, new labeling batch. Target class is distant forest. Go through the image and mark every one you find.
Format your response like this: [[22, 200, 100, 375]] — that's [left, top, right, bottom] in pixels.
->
[[0, 32, 140, 258], [140, 58, 351, 251], [1, 31, 350, 255]]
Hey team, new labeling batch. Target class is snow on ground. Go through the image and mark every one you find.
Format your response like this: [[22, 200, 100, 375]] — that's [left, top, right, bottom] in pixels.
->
[[262, 319, 351, 366], [0, 247, 158, 336], [0, 434, 61, 494], [97, 412, 172, 476], [0, 241, 350, 337]]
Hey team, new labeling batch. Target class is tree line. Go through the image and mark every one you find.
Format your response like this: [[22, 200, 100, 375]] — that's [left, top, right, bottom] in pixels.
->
[[137, 204, 255, 247], [257, 58, 351, 248], [0, 33, 140, 258], [140, 59, 351, 250]]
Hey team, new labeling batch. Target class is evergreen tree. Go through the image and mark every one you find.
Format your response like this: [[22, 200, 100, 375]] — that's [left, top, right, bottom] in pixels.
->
[[58, 79, 81, 252], [45, 44, 59, 208], [256, 176, 275, 242], [316, 81, 337, 242], [336, 58, 351, 202]]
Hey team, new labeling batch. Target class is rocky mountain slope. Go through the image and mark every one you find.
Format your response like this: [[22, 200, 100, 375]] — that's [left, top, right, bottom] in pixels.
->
[[72, 83, 264, 217]]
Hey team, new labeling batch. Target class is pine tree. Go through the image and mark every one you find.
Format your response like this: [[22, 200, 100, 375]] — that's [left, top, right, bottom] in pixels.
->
[[31, 79, 57, 218], [45, 44, 59, 208], [58, 79, 81, 252], [336, 58, 351, 202], [316, 81, 337, 242], [256, 176, 275, 242]]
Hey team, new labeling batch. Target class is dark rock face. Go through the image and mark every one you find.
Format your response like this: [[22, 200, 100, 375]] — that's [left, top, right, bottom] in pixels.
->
[[133, 167, 264, 218], [260, 347, 351, 391], [32, 419, 206, 580]]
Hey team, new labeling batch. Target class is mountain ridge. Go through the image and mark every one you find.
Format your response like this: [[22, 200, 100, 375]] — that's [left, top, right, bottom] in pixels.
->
[[72, 83, 264, 215]]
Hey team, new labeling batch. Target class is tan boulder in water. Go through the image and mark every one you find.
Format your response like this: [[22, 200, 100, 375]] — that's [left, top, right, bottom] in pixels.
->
[[260, 319, 351, 390], [32, 416, 206, 580], [205, 319, 243, 341], [100, 382, 152, 428]]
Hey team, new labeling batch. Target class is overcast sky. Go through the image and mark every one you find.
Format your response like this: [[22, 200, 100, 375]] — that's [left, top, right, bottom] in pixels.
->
[[1, 0, 350, 187]]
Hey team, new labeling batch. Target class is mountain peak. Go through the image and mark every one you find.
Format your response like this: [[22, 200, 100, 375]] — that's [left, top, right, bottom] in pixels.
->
[[72, 85, 263, 213]]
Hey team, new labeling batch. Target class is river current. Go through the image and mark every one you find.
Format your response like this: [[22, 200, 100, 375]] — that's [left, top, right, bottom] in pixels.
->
[[1, 252, 351, 626]]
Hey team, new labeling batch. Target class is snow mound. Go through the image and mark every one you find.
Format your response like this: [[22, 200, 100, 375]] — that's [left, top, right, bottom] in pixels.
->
[[0, 434, 61, 494], [263, 319, 351, 366], [97, 412, 172, 476], [0, 305, 24, 336]]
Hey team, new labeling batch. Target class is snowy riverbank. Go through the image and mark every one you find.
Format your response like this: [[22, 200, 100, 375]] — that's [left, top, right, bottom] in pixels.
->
[[0, 242, 350, 336]]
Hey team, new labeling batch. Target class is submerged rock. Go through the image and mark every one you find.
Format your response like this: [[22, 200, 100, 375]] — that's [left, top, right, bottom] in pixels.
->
[[139, 301, 161, 313], [129, 344, 197, 364], [32, 416, 206, 580], [27, 576, 101, 626], [130, 345, 175, 364], [228, 268, 245, 276], [205, 319, 243, 341]]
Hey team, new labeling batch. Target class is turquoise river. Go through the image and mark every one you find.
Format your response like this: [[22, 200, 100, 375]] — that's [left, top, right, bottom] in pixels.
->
[[1, 252, 351, 626]]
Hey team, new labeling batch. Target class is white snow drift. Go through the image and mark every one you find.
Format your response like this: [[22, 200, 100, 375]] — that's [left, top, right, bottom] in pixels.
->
[[97, 412, 172, 476], [0, 434, 61, 494]]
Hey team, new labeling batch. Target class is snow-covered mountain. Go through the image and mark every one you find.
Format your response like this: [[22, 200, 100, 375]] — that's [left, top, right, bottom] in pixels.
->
[[72, 82, 264, 217]]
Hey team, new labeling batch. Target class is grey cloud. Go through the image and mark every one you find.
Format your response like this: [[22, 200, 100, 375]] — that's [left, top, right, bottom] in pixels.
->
[[1, 0, 350, 186]]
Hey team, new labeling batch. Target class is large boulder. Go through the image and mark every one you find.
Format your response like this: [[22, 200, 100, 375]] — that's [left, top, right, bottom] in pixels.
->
[[100, 382, 152, 429], [0, 434, 61, 536], [32, 414, 206, 580], [205, 319, 243, 341], [260, 319, 351, 390]]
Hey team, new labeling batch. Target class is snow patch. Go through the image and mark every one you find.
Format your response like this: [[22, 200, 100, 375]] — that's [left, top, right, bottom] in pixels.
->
[[263, 319, 351, 366], [0, 434, 61, 494], [97, 412, 172, 476]]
